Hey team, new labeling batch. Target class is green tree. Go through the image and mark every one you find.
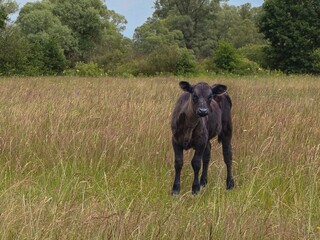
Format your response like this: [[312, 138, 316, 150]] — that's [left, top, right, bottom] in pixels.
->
[[153, 0, 221, 57], [0, 5, 6, 29], [17, 2, 77, 56], [212, 40, 259, 75], [259, 0, 320, 73], [213, 40, 239, 72], [23, 36, 67, 75], [50, 0, 126, 62], [133, 18, 184, 56], [311, 49, 320, 73], [139, 44, 197, 76], [237, 44, 269, 69], [137, 1, 264, 59], [216, 4, 265, 48], [15, 0, 129, 74], [0, 0, 17, 29], [91, 28, 132, 74], [0, 26, 30, 75]]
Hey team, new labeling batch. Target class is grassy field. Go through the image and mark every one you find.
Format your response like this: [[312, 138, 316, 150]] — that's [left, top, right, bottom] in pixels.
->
[[0, 76, 319, 239]]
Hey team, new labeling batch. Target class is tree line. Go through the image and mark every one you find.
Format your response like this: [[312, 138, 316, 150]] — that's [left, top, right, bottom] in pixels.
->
[[0, 0, 319, 76]]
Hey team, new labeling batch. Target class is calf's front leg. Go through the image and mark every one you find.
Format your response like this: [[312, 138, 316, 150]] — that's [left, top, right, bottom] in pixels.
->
[[191, 144, 206, 195], [200, 142, 211, 187], [172, 140, 183, 195]]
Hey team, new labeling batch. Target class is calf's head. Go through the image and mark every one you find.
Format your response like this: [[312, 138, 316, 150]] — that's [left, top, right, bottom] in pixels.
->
[[179, 81, 227, 117]]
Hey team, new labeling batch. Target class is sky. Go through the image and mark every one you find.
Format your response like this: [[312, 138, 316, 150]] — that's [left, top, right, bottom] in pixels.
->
[[13, 0, 264, 38]]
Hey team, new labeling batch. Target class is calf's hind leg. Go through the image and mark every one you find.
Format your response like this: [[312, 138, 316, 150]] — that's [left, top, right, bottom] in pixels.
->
[[220, 135, 234, 189]]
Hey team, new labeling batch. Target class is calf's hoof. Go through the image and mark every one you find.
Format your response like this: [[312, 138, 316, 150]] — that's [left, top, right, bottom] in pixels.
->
[[192, 184, 200, 195], [171, 189, 180, 196], [171, 184, 180, 195], [226, 178, 234, 190], [200, 178, 207, 187]]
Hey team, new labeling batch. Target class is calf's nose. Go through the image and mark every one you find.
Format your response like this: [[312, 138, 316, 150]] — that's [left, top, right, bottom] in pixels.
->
[[197, 108, 208, 117]]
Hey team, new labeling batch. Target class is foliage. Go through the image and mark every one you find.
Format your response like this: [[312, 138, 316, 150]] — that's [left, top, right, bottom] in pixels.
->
[[211, 40, 260, 75], [150, 0, 221, 58], [173, 47, 197, 75], [311, 48, 320, 73], [0, 5, 6, 29], [24, 37, 67, 76], [237, 44, 269, 69], [126, 44, 197, 76], [259, 0, 320, 73], [145, 1, 265, 58], [0, 24, 67, 76], [0, 26, 30, 75], [229, 19, 265, 48], [133, 18, 184, 56], [16, 0, 128, 69], [216, 4, 265, 49], [64, 62, 104, 77], [17, 2, 77, 58], [234, 56, 260, 75], [50, 0, 110, 62], [4, 0, 320, 76], [212, 40, 239, 72], [0, 0, 18, 28], [91, 29, 132, 75]]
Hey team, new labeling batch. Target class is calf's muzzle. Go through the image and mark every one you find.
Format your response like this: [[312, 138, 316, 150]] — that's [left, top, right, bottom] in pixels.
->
[[197, 108, 208, 117]]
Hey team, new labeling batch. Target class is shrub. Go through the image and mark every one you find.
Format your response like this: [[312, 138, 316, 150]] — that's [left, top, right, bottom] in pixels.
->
[[115, 58, 149, 77], [211, 40, 261, 75], [174, 48, 197, 75], [145, 45, 178, 75], [0, 27, 30, 75], [311, 48, 320, 73], [212, 40, 239, 73], [24, 37, 67, 76], [233, 57, 260, 75], [130, 45, 197, 76], [237, 44, 269, 69], [64, 62, 105, 77]]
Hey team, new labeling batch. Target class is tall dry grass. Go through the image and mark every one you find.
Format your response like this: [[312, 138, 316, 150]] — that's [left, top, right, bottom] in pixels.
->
[[0, 76, 319, 239]]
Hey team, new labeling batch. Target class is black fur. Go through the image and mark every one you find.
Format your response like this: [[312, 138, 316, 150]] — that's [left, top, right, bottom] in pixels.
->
[[171, 81, 234, 195]]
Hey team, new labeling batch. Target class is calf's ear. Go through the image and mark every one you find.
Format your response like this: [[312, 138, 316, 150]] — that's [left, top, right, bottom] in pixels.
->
[[179, 81, 193, 93], [211, 84, 227, 95]]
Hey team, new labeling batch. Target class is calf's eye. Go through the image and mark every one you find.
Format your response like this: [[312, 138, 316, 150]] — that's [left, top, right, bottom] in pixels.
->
[[192, 94, 199, 101]]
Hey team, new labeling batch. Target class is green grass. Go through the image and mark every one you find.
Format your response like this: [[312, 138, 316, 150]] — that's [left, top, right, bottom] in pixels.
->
[[0, 76, 319, 239]]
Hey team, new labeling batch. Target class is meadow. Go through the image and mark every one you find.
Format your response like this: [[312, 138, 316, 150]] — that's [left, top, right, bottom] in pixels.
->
[[0, 76, 319, 239]]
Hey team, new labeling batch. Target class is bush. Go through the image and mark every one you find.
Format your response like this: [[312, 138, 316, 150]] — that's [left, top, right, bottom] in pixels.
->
[[237, 44, 269, 69], [24, 37, 67, 76], [211, 40, 261, 75], [212, 40, 239, 73], [311, 48, 320, 73], [0, 27, 30, 75], [147, 44, 180, 75], [64, 62, 104, 77], [129, 45, 197, 76], [174, 48, 197, 75], [233, 57, 260, 75]]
